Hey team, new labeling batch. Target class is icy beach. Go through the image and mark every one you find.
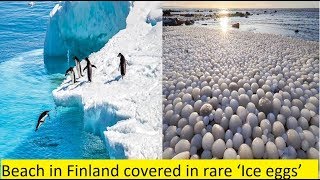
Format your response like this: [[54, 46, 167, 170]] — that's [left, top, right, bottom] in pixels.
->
[[162, 26, 319, 159], [163, 8, 319, 41], [52, 2, 162, 159]]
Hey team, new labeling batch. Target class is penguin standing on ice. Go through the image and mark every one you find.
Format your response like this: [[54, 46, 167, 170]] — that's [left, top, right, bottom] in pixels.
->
[[83, 57, 97, 82], [117, 53, 127, 79], [35, 110, 50, 131], [74, 56, 83, 78], [65, 67, 76, 84]]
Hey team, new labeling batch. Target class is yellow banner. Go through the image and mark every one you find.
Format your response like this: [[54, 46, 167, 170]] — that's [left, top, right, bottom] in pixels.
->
[[0, 159, 318, 179]]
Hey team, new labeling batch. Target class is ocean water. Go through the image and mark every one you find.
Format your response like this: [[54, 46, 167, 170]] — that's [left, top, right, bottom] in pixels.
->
[[171, 8, 319, 41], [0, 2, 108, 158]]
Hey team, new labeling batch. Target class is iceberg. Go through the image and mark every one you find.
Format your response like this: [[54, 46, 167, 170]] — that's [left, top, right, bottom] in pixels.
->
[[44, 1, 130, 58], [52, 1, 162, 159]]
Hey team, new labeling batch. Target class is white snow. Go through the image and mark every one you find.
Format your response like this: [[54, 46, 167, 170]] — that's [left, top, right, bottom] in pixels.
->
[[52, 2, 162, 159], [44, 1, 130, 57], [145, 2, 162, 26]]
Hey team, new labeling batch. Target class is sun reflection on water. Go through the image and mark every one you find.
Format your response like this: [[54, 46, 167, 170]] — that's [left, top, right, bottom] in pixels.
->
[[219, 16, 229, 32], [219, 10, 229, 16]]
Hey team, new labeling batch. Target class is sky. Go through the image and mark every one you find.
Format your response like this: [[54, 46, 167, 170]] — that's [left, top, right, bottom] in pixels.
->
[[162, 1, 319, 9]]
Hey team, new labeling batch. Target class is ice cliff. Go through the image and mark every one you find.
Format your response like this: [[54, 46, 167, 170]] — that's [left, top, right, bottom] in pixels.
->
[[52, 1, 162, 159], [44, 1, 130, 58]]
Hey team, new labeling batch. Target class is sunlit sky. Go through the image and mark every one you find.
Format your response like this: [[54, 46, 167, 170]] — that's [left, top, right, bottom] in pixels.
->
[[162, 1, 319, 9]]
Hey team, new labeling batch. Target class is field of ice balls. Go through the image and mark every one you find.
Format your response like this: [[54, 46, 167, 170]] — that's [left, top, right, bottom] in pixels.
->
[[162, 26, 319, 159]]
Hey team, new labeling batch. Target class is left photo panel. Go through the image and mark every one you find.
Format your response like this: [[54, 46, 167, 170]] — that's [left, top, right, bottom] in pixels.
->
[[0, 1, 162, 159]]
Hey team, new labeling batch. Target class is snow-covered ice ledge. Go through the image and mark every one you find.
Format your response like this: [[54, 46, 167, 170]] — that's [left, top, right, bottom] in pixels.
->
[[52, 2, 162, 159]]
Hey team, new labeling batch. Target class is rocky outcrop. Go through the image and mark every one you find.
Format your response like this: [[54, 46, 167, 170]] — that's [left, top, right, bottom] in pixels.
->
[[232, 23, 240, 28]]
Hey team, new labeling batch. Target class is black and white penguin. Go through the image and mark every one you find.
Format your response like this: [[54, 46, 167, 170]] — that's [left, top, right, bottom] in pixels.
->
[[35, 110, 50, 131], [65, 67, 76, 84], [74, 56, 83, 78], [83, 57, 97, 82], [117, 53, 127, 79]]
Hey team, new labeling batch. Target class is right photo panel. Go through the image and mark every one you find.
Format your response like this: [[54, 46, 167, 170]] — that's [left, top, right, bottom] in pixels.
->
[[162, 1, 319, 159]]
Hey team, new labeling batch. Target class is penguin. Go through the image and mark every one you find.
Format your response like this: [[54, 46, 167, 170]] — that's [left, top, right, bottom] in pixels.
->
[[74, 56, 83, 78], [35, 110, 50, 131], [65, 67, 76, 84], [117, 53, 127, 79], [83, 57, 97, 82]]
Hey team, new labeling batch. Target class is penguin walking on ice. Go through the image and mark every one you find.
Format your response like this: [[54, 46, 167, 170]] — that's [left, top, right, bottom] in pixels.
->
[[83, 57, 97, 82], [74, 56, 83, 78], [35, 110, 50, 131], [117, 53, 127, 79], [65, 67, 76, 84]]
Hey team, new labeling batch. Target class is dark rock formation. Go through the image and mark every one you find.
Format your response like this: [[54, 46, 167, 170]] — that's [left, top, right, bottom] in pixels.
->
[[185, 20, 195, 26], [232, 23, 240, 28]]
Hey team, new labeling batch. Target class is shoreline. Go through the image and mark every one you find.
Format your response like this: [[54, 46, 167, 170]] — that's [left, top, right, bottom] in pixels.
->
[[163, 8, 319, 42], [191, 24, 320, 43]]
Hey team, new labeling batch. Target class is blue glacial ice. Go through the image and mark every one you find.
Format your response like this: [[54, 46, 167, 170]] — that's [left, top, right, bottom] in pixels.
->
[[146, 8, 162, 26], [44, 1, 130, 58]]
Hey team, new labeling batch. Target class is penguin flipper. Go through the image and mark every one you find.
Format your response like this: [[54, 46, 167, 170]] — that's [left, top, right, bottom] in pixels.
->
[[83, 66, 87, 71], [92, 65, 97, 68]]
